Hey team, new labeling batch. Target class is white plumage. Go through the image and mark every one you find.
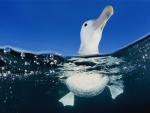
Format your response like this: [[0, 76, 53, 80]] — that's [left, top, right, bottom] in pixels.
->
[[59, 6, 116, 106]]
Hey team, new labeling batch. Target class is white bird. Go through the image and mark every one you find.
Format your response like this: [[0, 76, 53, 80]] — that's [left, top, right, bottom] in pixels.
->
[[79, 5, 114, 56], [59, 6, 122, 107]]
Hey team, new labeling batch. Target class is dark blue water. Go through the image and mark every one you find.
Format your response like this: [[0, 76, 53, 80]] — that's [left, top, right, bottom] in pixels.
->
[[0, 34, 150, 113]]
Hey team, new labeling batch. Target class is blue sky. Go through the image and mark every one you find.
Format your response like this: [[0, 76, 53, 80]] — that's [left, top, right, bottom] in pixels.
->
[[0, 0, 150, 55]]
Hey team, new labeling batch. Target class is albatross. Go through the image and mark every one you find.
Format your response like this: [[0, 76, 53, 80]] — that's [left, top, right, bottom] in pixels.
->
[[59, 5, 116, 106], [79, 5, 114, 55]]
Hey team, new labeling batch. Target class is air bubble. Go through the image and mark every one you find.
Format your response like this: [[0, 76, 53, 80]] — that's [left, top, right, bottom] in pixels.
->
[[3, 73, 7, 77], [25, 61, 30, 65], [21, 52, 25, 59], [4, 47, 11, 53]]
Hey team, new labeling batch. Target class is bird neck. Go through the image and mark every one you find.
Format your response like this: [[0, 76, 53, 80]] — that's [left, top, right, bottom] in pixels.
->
[[79, 45, 99, 56]]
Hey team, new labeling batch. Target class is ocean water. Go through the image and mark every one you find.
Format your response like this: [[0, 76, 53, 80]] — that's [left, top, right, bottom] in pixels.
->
[[0, 34, 150, 113]]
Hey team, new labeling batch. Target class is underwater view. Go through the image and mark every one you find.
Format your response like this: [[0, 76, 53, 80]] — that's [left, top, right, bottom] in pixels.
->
[[0, 34, 150, 113], [0, 0, 150, 113]]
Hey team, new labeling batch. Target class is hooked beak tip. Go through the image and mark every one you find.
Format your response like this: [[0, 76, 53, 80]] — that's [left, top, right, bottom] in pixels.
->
[[105, 5, 114, 16], [94, 5, 114, 31]]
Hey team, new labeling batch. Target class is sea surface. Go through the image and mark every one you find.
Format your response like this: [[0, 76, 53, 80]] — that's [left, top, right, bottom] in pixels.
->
[[0, 34, 150, 113]]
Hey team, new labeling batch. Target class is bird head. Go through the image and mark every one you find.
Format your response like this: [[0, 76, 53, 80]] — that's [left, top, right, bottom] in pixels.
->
[[79, 5, 114, 56]]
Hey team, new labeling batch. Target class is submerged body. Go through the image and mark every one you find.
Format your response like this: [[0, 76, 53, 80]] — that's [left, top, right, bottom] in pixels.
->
[[66, 74, 109, 97], [0, 34, 150, 112]]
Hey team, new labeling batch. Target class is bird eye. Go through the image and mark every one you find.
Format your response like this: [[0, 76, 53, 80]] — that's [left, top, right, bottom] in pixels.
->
[[84, 23, 87, 27]]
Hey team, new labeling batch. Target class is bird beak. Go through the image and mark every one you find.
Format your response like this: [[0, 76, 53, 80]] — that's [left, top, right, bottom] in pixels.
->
[[94, 5, 114, 32]]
